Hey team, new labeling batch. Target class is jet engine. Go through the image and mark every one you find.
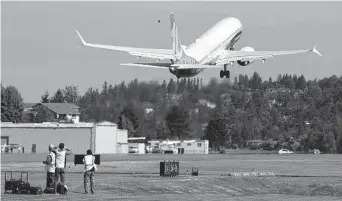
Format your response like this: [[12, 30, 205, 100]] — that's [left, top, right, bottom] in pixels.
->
[[169, 66, 177, 72], [237, 46, 255, 66]]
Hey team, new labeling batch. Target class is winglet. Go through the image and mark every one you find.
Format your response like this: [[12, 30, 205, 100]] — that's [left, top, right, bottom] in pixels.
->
[[312, 45, 322, 56], [75, 29, 86, 45]]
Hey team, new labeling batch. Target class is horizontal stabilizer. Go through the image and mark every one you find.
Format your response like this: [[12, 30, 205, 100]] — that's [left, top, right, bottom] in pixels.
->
[[171, 64, 222, 69], [76, 29, 87, 45], [120, 63, 171, 68], [312, 45, 322, 56]]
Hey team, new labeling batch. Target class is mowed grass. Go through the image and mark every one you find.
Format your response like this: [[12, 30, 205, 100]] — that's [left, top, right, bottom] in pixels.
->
[[1, 154, 342, 200]]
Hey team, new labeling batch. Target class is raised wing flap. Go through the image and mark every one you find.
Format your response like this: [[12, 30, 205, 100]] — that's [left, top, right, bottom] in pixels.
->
[[120, 63, 171, 68], [172, 64, 222, 69], [216, 54, 273, 65], [129, 52, 172, 60]]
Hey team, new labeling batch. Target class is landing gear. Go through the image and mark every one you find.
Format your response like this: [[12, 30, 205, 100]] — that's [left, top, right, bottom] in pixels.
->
[[219, 64, 230, 78], [220, 70, 230, 78]]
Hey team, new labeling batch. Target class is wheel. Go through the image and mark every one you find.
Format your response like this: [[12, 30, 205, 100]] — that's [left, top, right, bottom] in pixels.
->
[[219, 70, 224, 78], [225, 70, 230, 78]]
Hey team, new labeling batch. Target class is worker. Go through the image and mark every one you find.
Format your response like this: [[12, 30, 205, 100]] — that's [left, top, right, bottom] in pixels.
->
[[51, 143, 72, 193], [42, 144, 56, 189], [83, 149, 97, 194]]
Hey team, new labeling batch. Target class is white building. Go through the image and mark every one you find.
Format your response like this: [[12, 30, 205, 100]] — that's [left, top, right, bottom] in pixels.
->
[[178, 140, 209, 154], [127, 137, 146, 154], [149, 139, 209, 154], [117, 129, 129, 154], [1, 121, 128, 154]]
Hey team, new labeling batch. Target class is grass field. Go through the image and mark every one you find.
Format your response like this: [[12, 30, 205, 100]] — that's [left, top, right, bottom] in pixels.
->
[[1, 154, 342, 200]]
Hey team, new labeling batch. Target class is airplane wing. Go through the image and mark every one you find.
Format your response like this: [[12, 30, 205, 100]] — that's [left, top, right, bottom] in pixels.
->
[[171, 64, 223, 69], [215, 46, 322, 65], [75, 29, 173, 60], [120, 63, 172, 68], [120, 63, 222, 70]]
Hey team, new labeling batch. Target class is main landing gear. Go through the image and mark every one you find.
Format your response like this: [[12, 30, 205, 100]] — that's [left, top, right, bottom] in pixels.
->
[[219, 64, 230, 78]]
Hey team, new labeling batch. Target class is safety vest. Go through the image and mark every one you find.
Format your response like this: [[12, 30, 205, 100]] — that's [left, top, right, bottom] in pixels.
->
[[45, 152, 55, 173], [83, 155, 97, 172], [55, 149, 66, 169]]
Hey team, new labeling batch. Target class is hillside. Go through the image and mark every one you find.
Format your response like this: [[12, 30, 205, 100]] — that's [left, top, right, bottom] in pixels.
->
[[2, 73, 342, 153]]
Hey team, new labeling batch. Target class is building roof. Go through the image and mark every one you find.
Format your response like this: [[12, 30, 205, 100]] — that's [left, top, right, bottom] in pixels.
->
[[23, 103, 37, 109], [1, 122, 94, 128], [34, 103, 80, 115], [96, 121, 117, 126]]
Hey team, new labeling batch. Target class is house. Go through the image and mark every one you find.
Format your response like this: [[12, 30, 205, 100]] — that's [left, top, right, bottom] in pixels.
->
[[32, 103, 80, 123], [23, 103, 36, 112], [198, 99, 216, 109], [246, 140, 265, 150], [145, 108, 154, 114]]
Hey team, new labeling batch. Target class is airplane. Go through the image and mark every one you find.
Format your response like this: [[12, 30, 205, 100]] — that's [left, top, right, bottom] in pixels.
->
[[75, 12, 322, 79]]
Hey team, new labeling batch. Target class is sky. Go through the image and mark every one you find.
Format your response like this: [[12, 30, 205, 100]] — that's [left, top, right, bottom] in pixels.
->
[[2, 1, 342, 103]]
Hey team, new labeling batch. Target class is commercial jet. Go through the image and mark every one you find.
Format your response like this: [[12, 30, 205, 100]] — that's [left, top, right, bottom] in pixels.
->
[[75, 13, 322, 79]]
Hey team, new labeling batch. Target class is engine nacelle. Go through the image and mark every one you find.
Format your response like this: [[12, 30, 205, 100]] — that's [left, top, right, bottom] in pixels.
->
[[240, 46, 255, 52], [169, 66, 177, 72], [237, 60, 251, 66], [237, 46, 255, 66]]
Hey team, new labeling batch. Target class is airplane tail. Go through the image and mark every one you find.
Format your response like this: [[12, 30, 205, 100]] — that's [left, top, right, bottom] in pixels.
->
[[170, 12, 185, 60]]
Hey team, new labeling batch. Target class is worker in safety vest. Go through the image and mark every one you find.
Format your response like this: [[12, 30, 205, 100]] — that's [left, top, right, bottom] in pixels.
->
[[83, 149, 97, 194], [42, 144, 56, 189]]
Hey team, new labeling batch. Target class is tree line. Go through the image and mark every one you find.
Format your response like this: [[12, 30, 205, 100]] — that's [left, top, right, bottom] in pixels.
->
[[2, 73, 342, 153]]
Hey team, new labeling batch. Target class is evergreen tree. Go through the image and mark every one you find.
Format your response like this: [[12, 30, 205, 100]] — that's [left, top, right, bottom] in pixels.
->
[[41, 91, 50, 103], [249, 72, 263, 89], [117, 106, 140, 137], [167, 78, 176, 94], [63, 85, 80, 104], [165, 105, 191, 140], [1, 85, 24, 122], [204, 110, 231, 149], [296, 75, 307, 90], [50, 89, 65, 103]]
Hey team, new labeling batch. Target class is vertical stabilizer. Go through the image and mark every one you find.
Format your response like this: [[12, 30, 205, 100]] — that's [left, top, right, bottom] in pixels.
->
[[170, 12, 184, 60]]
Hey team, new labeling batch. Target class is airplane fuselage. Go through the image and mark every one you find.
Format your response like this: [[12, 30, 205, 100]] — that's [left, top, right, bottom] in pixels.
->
[[76, 12, 321, 79], [169, 17, 242, 78]]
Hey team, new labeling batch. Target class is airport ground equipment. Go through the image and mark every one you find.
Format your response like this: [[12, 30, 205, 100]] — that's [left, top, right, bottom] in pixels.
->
[[74, 154, 101, 165], [192, 168, 199, 176], [29, 186, 43, 195], [4, 171, 30, 194], [4, 171, 42, 194], [43, 187, 55, 194], [56, 182, 68, 194], [160, 160, 179, 177]]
